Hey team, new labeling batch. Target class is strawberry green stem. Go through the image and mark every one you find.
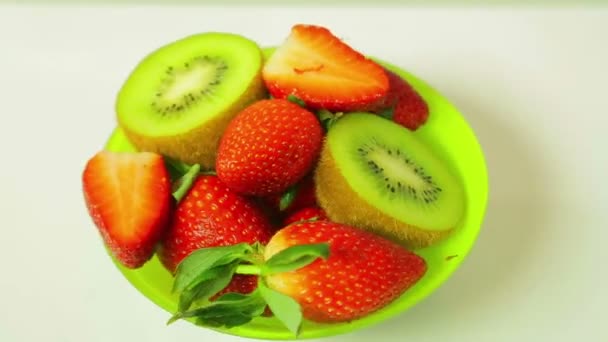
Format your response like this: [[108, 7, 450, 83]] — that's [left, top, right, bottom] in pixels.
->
[[235, 264, 262, 276], [287, 94, 306, 107], [316, 109, 343, 131], [172, 163, 201, 202]]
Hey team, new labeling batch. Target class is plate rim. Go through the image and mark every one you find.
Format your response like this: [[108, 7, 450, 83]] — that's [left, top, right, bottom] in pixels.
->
[[102, 49, 489, 340]]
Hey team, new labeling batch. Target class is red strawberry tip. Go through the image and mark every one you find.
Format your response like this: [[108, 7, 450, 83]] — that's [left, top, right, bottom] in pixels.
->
[[368, 68, 430, 131]]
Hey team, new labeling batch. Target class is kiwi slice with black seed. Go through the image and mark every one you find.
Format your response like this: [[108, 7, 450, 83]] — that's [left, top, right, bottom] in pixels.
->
[[315, 113, 465, 248], [116, 32, 266, 169]]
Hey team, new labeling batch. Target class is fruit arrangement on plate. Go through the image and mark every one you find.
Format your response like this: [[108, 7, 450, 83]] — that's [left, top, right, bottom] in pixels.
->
[[81, 24, 488, 339]]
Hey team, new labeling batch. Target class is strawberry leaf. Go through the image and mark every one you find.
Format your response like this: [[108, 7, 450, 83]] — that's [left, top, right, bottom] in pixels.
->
[[196, 313, 253, 328], [181, 291, 267, 329], [172, 163, 201, 203], [173, 243, 253, 294], [287, 94, 306, 107], [177, 282, 207, 314], [176, 262, 238, 313], [317, 109, 334, 121], [317, 109, 343, 131], [264, 243, 330, 275], [258, 281, 302, 336], [279, 185, 298, 211]]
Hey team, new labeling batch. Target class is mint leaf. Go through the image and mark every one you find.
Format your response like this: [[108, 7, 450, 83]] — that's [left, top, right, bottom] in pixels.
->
[[264, 243, 330, 275], [172, 163, 201, 203], [317, 109, 334, 122], [189, 264, 240, 306], [258, 282, 302, 336], [173, 243, 253, 294], [286, 94, 306, 107], [279, 185, 298, 212], [317, 109, 343, 131], [177, 262, 238, 313], [196, 313, 252, 328], [183, 291, 267, 329], [178, 279, 208, 313]]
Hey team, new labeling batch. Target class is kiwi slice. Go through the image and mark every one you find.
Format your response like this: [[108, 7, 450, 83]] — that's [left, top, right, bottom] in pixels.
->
[[116, 32, 266, 169], [315, 113, 465, 248]]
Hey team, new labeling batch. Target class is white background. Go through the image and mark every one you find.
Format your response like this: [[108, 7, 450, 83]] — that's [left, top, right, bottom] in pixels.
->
[[0, 4, 606, 342]]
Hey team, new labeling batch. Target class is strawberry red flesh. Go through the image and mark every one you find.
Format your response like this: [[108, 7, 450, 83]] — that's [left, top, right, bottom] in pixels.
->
[[82, 151, 172, 269], [263, 24, 389, 112]]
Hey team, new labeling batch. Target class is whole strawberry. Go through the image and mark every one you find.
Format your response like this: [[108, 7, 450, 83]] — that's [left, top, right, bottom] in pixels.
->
[[82, 150, 172, 269], [167, 220, 426, 336], [371, 69, 429, 131], [216, 99, 323, 196], [264, 221, 427, 323], [158, 175, 274, 274]]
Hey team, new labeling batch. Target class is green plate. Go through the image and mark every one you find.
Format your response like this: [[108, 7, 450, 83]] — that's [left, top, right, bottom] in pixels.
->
[[103, 48, 489, 340]]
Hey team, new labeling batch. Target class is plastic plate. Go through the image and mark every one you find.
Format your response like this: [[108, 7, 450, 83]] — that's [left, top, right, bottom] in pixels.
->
[[102, 48, 488, 340]]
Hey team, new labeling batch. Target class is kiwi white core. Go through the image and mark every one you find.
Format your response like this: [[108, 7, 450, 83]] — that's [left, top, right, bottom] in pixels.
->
[[370, 148, 427, 190], [160, 62, 219, 105]]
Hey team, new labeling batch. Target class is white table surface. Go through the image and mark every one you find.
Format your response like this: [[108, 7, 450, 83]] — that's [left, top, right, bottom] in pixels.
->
[[1, 4, 606, 342]]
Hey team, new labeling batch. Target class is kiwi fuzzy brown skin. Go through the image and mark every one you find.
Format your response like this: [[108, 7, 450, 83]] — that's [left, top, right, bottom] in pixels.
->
[[314, 136, 453, 250], [120, 76, 266, 169]]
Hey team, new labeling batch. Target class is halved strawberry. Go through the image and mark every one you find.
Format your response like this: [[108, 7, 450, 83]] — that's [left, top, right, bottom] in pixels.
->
[[263, 24, 389, 112], [82, 150, 172, 269]]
